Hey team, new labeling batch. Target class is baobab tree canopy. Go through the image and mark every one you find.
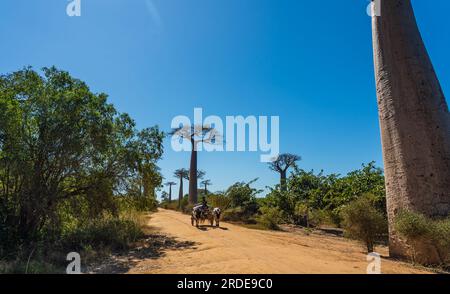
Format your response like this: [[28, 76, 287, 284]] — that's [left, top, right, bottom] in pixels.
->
[[372, 0, 450, 264], [268, 153, 301, 191], [268, 154, 301, 173]]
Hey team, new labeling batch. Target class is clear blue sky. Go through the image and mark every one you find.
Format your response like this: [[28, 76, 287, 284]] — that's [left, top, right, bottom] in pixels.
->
[[1, 0, 449, 197]]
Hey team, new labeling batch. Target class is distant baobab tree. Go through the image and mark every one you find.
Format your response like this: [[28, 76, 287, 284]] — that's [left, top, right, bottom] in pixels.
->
[[171, 125, 221, 204], [173, 168, 189, 208], [164, 181, 177, 202], [200, 179, 212, 196], [268, 153, 301, 191], [371, 0, 450, 264]]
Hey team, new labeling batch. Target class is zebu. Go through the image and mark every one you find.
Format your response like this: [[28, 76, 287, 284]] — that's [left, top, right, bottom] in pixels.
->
[[212, 207, 221, 227], [191, 206, 221, 228]]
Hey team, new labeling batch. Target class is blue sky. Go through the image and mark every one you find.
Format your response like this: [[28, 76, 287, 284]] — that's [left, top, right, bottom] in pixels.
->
[[1, 0, 449, 197]]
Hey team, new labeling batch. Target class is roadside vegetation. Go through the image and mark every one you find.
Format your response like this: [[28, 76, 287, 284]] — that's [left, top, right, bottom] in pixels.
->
[[0, 67, 164, 273], [395, 210, 450, 268]]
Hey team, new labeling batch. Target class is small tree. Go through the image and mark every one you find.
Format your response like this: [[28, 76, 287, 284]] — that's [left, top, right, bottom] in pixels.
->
[[341, 194, 387, 253]]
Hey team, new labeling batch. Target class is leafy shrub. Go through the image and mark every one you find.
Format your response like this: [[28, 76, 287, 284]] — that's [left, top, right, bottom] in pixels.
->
[[0, 259, 64, 274], [257, 206, 283, 230], [182, 204, 194, 214], [394, 210, 430, 242], [207, 194, 232, 211], [161, 200, 179, 211], [327, 209, 344, 228], [62, 213, 144, 252], [222, 207, 245, 222], [341, 194, 388, 253], [308, 209, 330, 228], [395, 210, 450, 265], [434, 219, 450, 265], [179, 195, 190, 212]]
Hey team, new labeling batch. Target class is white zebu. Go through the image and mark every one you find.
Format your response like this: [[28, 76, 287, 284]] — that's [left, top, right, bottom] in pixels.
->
[[212, 207, 221, 227]]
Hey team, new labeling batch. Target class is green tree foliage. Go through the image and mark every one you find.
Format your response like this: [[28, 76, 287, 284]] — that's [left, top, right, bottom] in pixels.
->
[[0, 67, 164, 256], [226, 178, 261, 212], [217, 179, 261, 223], [322, 162, 386, 213], [260, 162, 386, 228]]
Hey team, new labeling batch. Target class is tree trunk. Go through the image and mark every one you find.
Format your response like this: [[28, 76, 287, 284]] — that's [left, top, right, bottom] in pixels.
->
[[372, 0, 450, 264], [204, 184, 208, 196], [178, 178, 183, 208], [280, 170, 287, 192], [189, 140, 198, 205], [169, 184, 172, 202]]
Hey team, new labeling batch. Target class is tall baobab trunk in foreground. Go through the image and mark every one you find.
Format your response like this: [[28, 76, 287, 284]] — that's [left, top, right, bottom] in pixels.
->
[[371, 0, 450, 264]]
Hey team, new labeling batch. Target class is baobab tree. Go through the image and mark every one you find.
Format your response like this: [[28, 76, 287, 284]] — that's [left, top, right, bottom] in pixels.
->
[[174, 168, 189, 208], [171, 125, 221, 204], [268, 153, 301, 191], [201, 179, 212, 196], [371, 0, 450, 264], [164, 181, 177, 202]]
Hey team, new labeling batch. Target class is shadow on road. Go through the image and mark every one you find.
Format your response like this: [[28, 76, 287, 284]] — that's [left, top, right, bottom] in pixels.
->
[[87, 234, 197, 274], [196, 225, 229, 231]]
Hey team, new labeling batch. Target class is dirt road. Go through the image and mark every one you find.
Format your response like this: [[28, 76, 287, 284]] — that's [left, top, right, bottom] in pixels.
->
[[128, 209, 430, 274]]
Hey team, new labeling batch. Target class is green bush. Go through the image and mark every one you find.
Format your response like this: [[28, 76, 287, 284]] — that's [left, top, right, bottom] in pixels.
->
[[395, 210, 450, 265], [308, 209, 330, 228], [182, 204, 194, 214], [222, 207, 245, 222], [62, 213, 144, 252], [161, 200, 180, 211], [341, 194, 387, 253], [0, 259, 64, 274], [257, 206, 283, 230], [207, 194, 232, 211], [394, 210, 430, 241], [434, 219, 450, 264]]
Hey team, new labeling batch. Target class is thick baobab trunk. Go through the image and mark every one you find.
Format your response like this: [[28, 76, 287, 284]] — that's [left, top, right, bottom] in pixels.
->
[[204, 183, 208, 196], [168, 184, 172, 202], [178, 178, 183, 208], [189, 140, 198, 205], [372, 0, 450, 264]]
